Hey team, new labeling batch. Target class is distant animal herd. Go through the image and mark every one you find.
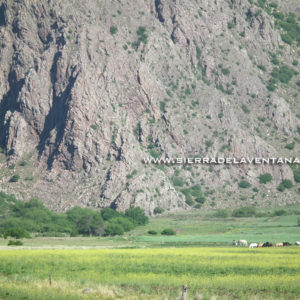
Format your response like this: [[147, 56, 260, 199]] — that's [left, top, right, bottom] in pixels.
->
[[233, 240, 300, 248]]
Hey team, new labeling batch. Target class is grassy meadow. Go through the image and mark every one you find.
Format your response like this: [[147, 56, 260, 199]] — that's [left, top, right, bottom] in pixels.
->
[[0, 208, 299, 299], [1, 208, 299, 248], [0, 247, 300, 299]]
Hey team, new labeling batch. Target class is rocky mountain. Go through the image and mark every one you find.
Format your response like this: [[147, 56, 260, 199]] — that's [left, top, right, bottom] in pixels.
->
[[0, 0, 299, 214]]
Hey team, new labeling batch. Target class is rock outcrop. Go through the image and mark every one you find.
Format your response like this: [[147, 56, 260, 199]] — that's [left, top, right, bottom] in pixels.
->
[[0, 0, 299, 213]]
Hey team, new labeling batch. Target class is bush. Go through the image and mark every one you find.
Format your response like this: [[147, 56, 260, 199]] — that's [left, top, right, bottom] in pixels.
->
[[147, 230, 157, 235], [293, 168, 300, 183], [258, 173, 272, 184], [273, 209, 287, 216], [172, 176, 185, 187], [8, 240, 23, 246], [221, 68, 230, 75], [195, 196, 206, 204], [281, 179, 293, 189], [185, 198, 194, 206], [214, 209, 228, 218], [161, 228, 176, 235], [277, 184, 285, 192], [104, 223, 124, 236], [9, 174, 20, 182], [232, 206, 256, 217], [238, 180, 251, 188], [110, 26, 118, 35], [285, 142, 295, 150], [227, 22, 235, 29], [241, 104, 250, 114], [271, 65, 294, 84], [153, 207, 164, 214]]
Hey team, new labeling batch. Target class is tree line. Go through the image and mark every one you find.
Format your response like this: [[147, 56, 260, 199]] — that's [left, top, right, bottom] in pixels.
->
[[0, 192, 148, 239]]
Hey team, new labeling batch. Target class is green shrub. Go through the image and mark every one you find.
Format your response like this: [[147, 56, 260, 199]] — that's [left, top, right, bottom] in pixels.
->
[[172, 176, 185, 187], [148, 230, 157, 235], [281, 179, 293, 189], [221, 68, 230, 75], [8, 240, 23, 246], [153, 207, 164, 214], [293, 168, 300, 183], [232, 206, 256, 217], [161, 228, 176, 235], [19, 160, 27, 166], [285, 142, 295, 150], [90, 124, 97, 131], [271, 65, 294, 84], [9, 174, 20, 182], [241, 104, 250, 114], [214, 209, 228, 218], [258, 173, 272, 184], [195, 196, 206, 204], [110, 26, 118, 35], [258, 65, 266, 71], [277, 183, 285, 192], [227, 22, 235, 29], [238, 180, 251, 188], [160, 101, 166, 112], [273, 209, 287, 216]]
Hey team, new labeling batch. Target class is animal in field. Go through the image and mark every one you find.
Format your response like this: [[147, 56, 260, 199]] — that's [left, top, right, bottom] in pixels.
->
[[295, 241, 300, 246], [232, 240, 237, 246], [262, 242, 272, 247], [249, 243, 258, 248], [275, 242, 283, 247], [283, 242, 291, 246], [238, 239, 248, 247], [257, 243, 263, 247]]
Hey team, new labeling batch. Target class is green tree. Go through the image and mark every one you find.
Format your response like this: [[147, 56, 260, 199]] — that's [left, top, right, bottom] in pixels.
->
[[67, 207, 104, 236], [104, 223, 124, 236], [125, 207, 148, 225]]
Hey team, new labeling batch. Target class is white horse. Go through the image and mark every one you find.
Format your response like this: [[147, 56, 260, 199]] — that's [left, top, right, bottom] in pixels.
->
[[295, 241, 300, 246], [249, 243, 258, 248], [238, 239, 248, 247]]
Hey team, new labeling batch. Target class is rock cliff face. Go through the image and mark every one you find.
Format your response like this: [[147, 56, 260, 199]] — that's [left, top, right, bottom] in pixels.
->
[[0, 0, 299, 214]]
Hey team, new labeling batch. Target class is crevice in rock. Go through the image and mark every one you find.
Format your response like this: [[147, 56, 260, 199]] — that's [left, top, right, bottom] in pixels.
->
[[0, 3, 7, 27], [0, 70, 25, 151], [37, 51, 79, 170], [154, 0, 165, 23]]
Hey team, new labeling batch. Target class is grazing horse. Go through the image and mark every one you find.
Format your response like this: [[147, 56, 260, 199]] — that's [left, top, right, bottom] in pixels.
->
[[249, 243, 258, 248], [232, 240, 237, 246], [263, 242, 272, 247], [257, 243, 263, 247], [275, 242, 283, 247], [283, 242, 291, 246], [295, 241, 300, 246], [238, 239, 248, 247]]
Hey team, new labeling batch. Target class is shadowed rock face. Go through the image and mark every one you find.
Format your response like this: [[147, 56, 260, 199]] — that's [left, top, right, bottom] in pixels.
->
[[0, 0, 299, 214]]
